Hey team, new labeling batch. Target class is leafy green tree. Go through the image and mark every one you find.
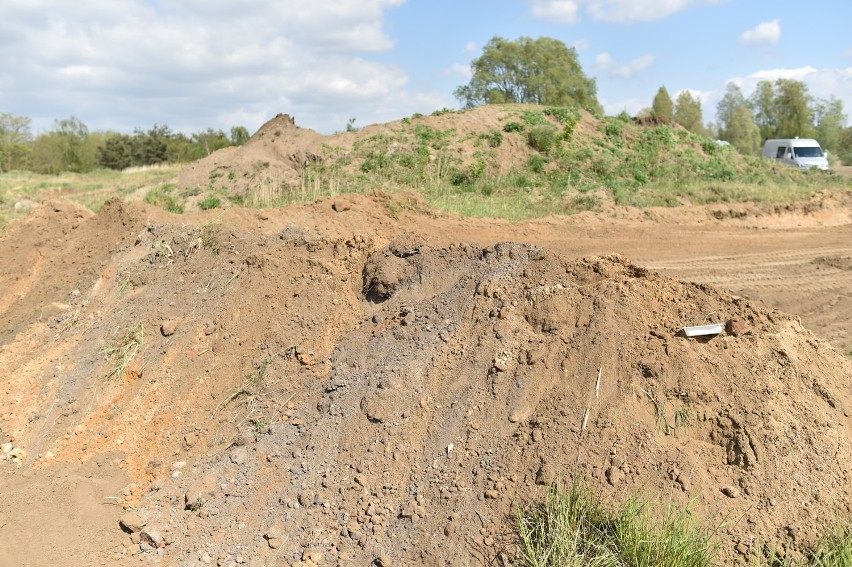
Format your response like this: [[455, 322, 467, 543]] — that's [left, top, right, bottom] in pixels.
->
[[651, 87, 674, 120], [30, 133, 65, 174], [749, 80, 776, 141], [774, 78, 813, 138], [748, 79, 814, 140], [673, 91, 705, 135], [454, 36, 601, 113], [230, 125, 250, 146], [0, 112, 33, 172], [55, 116, 90, 172], [99, 133, 134, 170], [717, 84, 761, 155], [192, 128, 231, 157], [837, 127, 852, 165], [813, 97, 846, 155], [132, 125, 171, 165]]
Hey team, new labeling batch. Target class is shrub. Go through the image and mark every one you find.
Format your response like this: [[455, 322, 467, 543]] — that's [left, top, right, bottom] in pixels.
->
[[527, 125, 558, 153], [504, 121, 525, 133], [144, 184, 184, 214], [199, 194, 221, 210]]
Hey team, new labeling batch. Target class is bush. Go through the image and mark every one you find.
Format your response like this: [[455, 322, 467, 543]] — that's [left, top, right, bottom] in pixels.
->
[[504, 121, 525, 133], [527, 125, 558, 153], [199, 194, 221, 210]]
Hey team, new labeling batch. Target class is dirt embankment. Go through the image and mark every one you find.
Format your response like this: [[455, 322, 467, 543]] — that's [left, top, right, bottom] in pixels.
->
[[0, 195, 850, 566]]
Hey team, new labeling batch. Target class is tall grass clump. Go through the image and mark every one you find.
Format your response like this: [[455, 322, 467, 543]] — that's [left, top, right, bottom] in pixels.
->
[[517, 478, 718, 567]]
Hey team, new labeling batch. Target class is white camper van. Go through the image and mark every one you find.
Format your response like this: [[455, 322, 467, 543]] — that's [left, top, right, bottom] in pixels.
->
[[762, 138, 829, 170]]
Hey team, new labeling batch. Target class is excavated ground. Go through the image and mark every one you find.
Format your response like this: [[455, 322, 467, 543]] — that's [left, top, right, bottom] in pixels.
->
[[0, 193, 850, 567]]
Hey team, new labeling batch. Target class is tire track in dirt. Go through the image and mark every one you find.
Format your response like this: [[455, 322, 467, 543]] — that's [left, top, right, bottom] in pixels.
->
[[643, 245, 852, 353]]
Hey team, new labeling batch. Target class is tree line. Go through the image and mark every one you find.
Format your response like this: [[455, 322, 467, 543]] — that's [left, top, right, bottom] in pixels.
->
[[455, 36, 851, 164], [0, 114, 250, 174]]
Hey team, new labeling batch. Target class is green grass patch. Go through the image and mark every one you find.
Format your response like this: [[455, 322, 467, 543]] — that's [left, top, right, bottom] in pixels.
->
[[144, 183, 185, 213], [516, 478, 852, 567]]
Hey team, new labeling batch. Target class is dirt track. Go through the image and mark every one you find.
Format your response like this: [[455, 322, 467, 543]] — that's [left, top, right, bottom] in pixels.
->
[[0, 193, 850, 566]]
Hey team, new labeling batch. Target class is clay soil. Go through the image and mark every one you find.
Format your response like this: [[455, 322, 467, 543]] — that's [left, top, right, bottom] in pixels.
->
[[0, 187, 850, 567]]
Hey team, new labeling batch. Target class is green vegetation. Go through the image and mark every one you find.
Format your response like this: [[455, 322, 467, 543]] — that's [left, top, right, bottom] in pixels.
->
[[517, 478, 852, 567], [144, 182, 184, 214], [454, 36, 602, 113]]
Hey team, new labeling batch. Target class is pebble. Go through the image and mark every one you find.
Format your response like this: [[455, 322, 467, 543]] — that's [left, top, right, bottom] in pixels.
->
[[721, 486, 740, 498], [140, 527, 164, 548], [160, 319, 180, 336], [303, 548, 324, 564], [229, 446, 248, 465], [119, 511, 146, 533]]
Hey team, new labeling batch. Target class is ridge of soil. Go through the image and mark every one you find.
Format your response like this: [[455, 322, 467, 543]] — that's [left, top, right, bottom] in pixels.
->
[[0, 193, 850, 566]]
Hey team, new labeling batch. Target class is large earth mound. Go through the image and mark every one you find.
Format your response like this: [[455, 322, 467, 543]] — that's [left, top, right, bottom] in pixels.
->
[[0, 196, 849, 565]]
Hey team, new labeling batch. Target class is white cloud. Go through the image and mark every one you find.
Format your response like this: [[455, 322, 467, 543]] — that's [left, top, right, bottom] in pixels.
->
[[464, 41, 478, 55], [600, 97, 647, 116], [674, 88, 713, 107], [531, 0, 726, 24], [740, 20, 781, 46], [595, 52, 655, 78], [443, 63, 472, 79], [529, 0, 580, 24], [573, 39, 590, 50], [0, 0, 418, 134]]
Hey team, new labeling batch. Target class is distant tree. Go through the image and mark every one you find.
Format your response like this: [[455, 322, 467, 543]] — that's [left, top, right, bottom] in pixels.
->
[[0, 112, 33, 172], [230, 125, 250, 146], [748, 79, 814, 140], [673, 91, 705, 135], [192, 128, 231, 157], [99, 133, 134, 170], [774, 78, 813, 138], [748, 80, 777, 141], [717, 84, 761, 155], [813, 96, 846, 155], [133, 125, 171, 165], [55, 116, 89, 172], [651, 86, 674, 120], [30, 133, 65, 174], [837, 127, 852, 165], [454, 36, 602, 113]]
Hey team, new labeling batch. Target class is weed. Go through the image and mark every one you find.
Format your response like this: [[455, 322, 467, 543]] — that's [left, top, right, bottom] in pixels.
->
[[227, 171, 237, 181], [482, 129, 504, 148], [527, 125, 559, 153], [144, 183, 185, 214], [199, 193, 222, 210], [504, 121, 525, 133], [517, 477, 718, 567], [102, 324, 144, 381]]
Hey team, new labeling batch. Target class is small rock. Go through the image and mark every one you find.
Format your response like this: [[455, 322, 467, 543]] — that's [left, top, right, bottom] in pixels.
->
[[484, 489, 499, 500], [303, 548, 324, 564], [9, 447, 26, 462], [160, 319, 180, 336], [1, 442, 12, 455], [676, 474, 691, 492], [605, 466, 623, 486], [332, 200, 351, 212], [140, 527, 164, 548], [375, 554, 392, 567], [202, 320, 216, 335], [119, 511, 146, 533], [725, 318, 752, 336], [721, 486, 740, 498]]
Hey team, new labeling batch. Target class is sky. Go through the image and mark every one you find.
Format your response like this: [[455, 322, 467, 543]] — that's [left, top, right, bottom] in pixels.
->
[[1, 0, 850, 136]]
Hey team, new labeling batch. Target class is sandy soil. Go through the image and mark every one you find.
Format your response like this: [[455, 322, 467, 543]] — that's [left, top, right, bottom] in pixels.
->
[[0, 190, 850, 567]]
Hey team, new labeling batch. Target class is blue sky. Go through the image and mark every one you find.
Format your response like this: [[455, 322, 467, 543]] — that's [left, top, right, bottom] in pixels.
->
[[1, 0, 850, 136]]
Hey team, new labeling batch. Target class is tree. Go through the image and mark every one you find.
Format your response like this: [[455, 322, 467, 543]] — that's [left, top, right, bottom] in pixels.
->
[[774, 78, 813, 138], [813, 96, 846, 155], [99, 133, 134, 170], [717, 84, 761, 155], [748, 78, 814, 140], [230, 125, 250, 146], [55, 116, 89, 172], [651, 86, 674, 120], [454, 36, 602, 113], [132, 125, 171, 165], [673, 91, 705, 135], [0, 112, 33, 172]]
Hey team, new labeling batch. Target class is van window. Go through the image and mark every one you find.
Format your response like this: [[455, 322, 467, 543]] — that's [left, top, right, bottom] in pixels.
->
[[776, 146, 787, 158], [793, 146, 823, 158]]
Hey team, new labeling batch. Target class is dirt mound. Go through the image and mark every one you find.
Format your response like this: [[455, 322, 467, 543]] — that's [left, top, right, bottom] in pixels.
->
[[0, 199, 850, 565]]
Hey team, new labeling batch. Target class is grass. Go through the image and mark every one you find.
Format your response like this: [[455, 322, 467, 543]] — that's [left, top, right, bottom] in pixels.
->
[[516, 478, 852, 567], [0, 165, 179, 230], [2, 107, 850, 226], [102, 323, 144, 381]]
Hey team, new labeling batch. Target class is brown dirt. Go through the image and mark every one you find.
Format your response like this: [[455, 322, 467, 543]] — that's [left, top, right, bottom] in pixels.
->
[[0, 187, 850, 566]]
